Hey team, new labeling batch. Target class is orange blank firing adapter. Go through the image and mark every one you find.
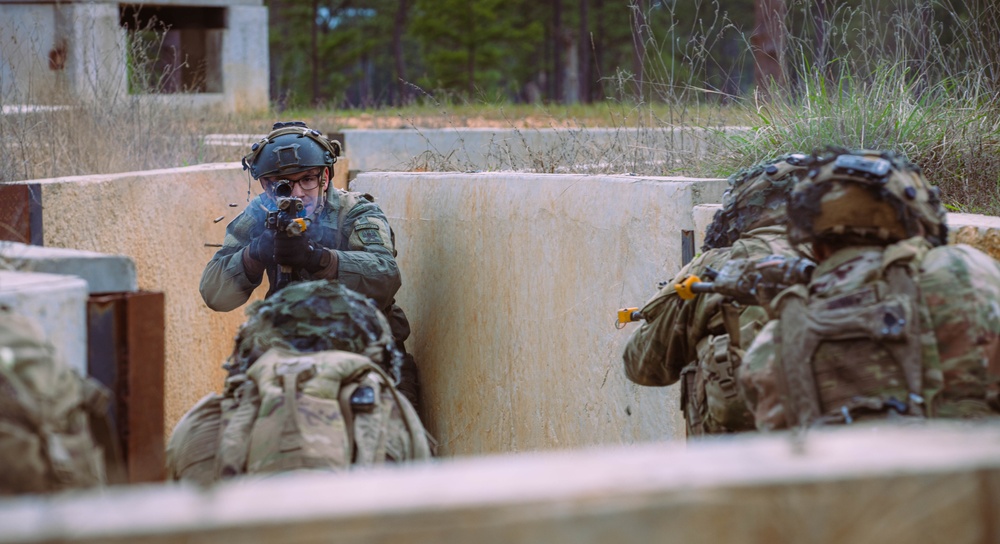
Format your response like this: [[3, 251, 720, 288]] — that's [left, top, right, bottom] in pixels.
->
[[674, 275, 701, 300]]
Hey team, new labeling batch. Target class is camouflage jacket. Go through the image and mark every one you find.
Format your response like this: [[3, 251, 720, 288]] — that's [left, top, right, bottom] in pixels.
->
[[200, 189, 411, 342], [622, 226, 797, 388], [739, 238, 1000, 430]]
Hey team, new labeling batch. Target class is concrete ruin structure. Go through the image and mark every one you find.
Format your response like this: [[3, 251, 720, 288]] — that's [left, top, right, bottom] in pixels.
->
[[0, 0, 268, 112], [2, 130, 1000, 540]]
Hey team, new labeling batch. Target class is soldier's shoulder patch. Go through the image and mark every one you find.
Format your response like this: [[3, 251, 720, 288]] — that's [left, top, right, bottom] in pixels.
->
[[355, 222, 383, 245]]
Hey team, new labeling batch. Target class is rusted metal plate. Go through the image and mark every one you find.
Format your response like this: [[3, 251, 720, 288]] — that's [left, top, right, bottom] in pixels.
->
[[0, 184, 38, 244], [87, 291, 165, 483], [124, 291, 165, 482]]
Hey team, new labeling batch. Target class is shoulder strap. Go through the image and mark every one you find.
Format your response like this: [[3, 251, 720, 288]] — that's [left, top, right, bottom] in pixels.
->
[[884, 265, 927, 417], [776, 286, 824, 427]]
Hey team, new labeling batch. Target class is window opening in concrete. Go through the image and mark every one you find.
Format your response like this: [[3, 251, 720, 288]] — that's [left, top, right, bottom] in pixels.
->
[[119, 6, 225, 94]]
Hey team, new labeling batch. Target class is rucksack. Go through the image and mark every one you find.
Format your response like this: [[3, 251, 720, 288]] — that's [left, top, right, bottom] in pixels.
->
[[167, 347, 431, 484], [774, 243, 929, 427], [0, 306, 118, 494]]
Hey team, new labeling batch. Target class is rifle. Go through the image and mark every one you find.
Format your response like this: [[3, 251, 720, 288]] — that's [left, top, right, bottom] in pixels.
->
[[615, 255, 815, 327], [265, 180, 311, 291], [675, 254, 816, 306]]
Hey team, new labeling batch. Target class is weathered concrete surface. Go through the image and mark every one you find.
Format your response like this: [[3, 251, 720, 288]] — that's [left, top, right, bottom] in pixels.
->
[[949, 212, 1000, 260], [0, 422, 998, 544], [0, 241, 137, 293], [0, 270, 88, 374], [0, 1, 268, 112], [8, 164, 263, 434], [353, 172, 728, 455], [343, 127, 748, 172]]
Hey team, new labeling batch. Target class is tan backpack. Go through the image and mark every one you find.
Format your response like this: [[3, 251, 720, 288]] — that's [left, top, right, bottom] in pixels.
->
[[167, 347, 431, 484], [0, 306, 117, 494]]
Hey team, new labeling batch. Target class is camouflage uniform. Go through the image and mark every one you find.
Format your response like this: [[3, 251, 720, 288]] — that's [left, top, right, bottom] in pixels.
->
[[168, 281, 431, 484], [623, 227, 797, 435], [622, 155, 808, 436], [738, 148, 1000, 430], [200, 122, 419, 406]]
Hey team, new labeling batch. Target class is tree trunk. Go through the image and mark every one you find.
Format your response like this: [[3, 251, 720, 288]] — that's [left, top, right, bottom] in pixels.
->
[[630, 0, 646, 101], [752, 0, 787, 99], [393, 0, 410, 106], [812, 0, 829, 83], [578, 0, 591, 103], [311, 0, 319, 105], [553, 0, 564, 104]]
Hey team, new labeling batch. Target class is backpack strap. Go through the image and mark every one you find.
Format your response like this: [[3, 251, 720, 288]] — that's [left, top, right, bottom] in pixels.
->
[[883, 265, 928, 417], [776, 286, 824, 427], [215, 378, 260, 478], [358, 363, 431, 461]]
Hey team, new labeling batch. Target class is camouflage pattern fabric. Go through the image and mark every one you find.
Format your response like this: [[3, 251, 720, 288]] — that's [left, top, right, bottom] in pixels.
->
[[0, 306, 111, 494], [201, 189, 420, 406], [167, 281, 431, 484], [622, 226, 800, 436], [166, 348, 431, 483], [739, 238, 1000, 430]]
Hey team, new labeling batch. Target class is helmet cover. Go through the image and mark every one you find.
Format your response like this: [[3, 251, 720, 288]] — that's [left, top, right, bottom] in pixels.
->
[[703, 153, 809, 250], [242, 121, 340, 180], [226, 280, 401, 379], [786, 147, 947, 247]]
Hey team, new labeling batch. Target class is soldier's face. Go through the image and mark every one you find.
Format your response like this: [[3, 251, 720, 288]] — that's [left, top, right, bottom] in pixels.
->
[[262, 167, 328, 215]]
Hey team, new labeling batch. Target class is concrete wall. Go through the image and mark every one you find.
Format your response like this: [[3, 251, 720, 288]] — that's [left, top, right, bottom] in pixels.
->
[[0, 4, 68, 104], [0, 1, 268, 113], [12, 165, 1000, 459], [0, 271, 89, 374], [9, 166, 722, 454], [9, 164, 260, 433], [0, 422, 997, 544], [342, 127, 749, 172], [353, 172, 728, 455]]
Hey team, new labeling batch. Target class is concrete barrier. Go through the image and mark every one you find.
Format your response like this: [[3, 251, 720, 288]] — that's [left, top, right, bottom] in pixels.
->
[[342, 127, 748, 172], [0, 270, 88, 374], [7, 164, 717, 455], [0, 422, 997, 544], [353, 172, 727, 455]]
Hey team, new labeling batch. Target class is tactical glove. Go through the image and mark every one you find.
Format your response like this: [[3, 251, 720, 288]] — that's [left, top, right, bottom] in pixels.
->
[[246, 229, 276, 264], [273, 234, 326, 273]]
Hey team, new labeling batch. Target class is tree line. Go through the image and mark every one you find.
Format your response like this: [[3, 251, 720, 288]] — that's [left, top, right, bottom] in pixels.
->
[[265, 0, 1000, 109]]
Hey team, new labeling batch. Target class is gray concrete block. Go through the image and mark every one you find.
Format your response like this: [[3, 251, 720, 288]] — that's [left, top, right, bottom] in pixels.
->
[[0, 270, 88, 374], [0, 241, 137, 293]]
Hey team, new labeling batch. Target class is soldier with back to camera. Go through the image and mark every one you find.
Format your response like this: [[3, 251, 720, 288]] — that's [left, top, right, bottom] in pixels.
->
[[739, 147, 1000, 430], [622, 154, 811, 437]]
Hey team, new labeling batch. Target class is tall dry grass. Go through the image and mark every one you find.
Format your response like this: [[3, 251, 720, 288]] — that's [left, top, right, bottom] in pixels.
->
[[2, 1, 998, 214], [0, 14, 257, 183]]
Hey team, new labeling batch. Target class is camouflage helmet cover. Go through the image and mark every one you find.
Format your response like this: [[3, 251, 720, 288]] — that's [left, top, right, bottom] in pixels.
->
[[786, 147, 948, 247], [227, 280, 402, 380], [242, 121, 341, 180], [703, 153, 809, 250]]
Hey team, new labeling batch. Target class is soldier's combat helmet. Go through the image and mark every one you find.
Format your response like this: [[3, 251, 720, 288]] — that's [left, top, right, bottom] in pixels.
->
[[226, 280, 402, 381], [241, 121, 341, 181], [786, 147, 948, 248], [703, 153, 809, 250]]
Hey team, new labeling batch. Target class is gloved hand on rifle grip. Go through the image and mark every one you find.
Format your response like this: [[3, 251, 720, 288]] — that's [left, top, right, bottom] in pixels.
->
[[273, 233, 326, 273], [246, 229, 276, 264]]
